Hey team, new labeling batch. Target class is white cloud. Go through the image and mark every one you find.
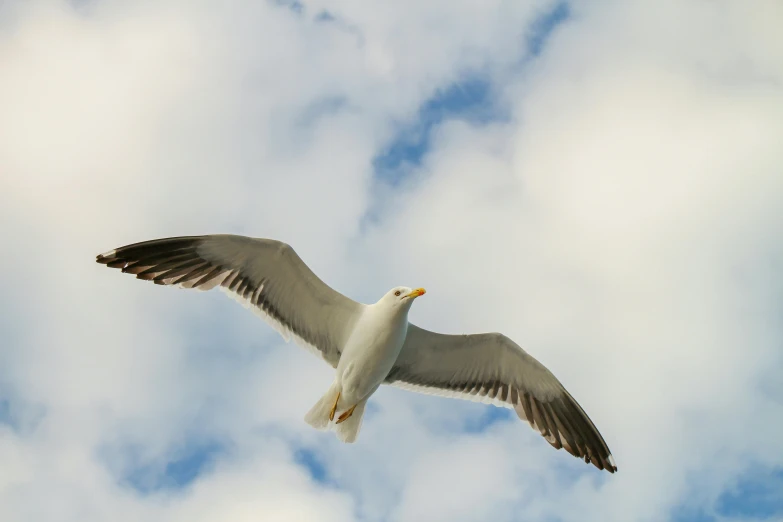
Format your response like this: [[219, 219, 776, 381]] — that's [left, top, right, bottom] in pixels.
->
[[1, 0, 782, 521]]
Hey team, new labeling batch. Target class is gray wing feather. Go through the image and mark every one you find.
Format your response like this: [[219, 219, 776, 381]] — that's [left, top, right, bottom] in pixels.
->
[[96, 234, 363, 367], [385, 324, 617, 473]]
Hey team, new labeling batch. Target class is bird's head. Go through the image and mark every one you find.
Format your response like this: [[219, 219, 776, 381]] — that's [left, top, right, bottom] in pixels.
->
[[379, 286, 426, 308]]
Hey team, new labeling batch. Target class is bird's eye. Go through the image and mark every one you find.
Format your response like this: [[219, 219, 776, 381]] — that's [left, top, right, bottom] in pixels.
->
[[394, 290, 401, 297]]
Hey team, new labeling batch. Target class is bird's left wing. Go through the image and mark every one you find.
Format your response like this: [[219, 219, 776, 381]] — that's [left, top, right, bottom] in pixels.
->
[[385, 324, 617, 473], [96, 234, 364, 367]]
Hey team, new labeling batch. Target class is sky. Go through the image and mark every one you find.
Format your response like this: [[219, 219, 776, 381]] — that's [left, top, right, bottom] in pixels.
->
[[1, 0, 782, 521]]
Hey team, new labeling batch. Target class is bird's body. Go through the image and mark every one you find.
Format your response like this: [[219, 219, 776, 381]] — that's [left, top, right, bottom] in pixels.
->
[[337, 299, 411, 406], [303, 292, 419, 441], [96, 234, 618, 473]]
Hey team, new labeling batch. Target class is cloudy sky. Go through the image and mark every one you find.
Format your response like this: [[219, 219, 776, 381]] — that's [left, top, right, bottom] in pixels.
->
[[1, 0, 783, 520]]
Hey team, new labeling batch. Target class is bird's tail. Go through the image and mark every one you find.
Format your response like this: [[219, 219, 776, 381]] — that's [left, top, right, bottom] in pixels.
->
[[334, 398, 367, 444], [304, 382, 368, 443], [304, 381, 341, 430]]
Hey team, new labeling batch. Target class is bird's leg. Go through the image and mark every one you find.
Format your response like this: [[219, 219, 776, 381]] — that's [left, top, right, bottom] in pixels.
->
[[329, 391, 341, 421], [336, 404, 356, 424]]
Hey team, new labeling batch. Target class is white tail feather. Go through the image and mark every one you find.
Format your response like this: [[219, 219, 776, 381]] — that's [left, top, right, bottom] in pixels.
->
[[334, 398, 367, 443], [304, 383, 368, 443], [304, 382, 340, 430]]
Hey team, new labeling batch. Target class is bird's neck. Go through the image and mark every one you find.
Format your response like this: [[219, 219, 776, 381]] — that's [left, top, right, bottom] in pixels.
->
[[369, 301, 411, 324]]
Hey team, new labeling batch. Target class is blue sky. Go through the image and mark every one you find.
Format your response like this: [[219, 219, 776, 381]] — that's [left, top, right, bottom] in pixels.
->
[[1, 1, 782, 521], [372, 2, 569, 184]]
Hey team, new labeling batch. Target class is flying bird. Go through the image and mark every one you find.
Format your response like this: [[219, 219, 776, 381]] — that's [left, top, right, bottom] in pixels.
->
[[96, 234, 617, 473]]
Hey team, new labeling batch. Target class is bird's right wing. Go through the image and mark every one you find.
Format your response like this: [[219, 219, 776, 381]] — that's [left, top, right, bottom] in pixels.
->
[[96, 234, 364, 367], [385, 324, 616, 473]]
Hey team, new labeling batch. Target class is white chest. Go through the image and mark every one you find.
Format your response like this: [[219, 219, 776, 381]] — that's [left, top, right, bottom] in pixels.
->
[[336, 307, 409, 401]]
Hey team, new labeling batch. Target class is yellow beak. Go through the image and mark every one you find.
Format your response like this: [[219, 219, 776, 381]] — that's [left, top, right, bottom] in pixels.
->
[[406, 287, 426, 299]]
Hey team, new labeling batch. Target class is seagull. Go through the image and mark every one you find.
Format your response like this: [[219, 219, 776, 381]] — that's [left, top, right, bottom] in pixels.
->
[[96, 234, 617, 473]]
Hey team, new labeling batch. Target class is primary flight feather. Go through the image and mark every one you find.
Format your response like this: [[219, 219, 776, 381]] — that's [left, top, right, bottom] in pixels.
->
[[96, 234, 617, 473]]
